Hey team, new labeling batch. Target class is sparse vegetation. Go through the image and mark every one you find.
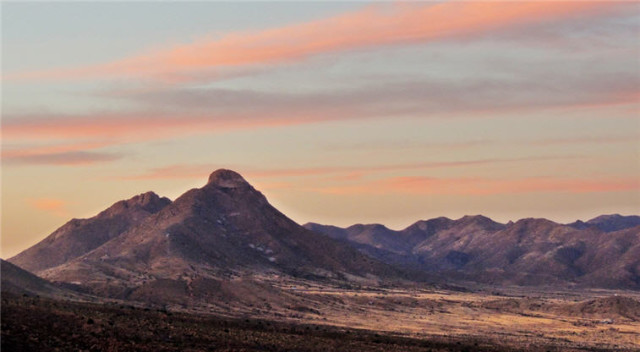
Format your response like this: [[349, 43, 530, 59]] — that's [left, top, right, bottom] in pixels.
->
[[3, 284, 640, 352], [1, 292, 527, 352]]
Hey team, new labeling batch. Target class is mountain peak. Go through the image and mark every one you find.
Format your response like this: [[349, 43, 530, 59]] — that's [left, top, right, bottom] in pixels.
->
[[459, 215, 492, 223], [584, 214, 640, 233], [510, 217, 559, 230], [207, 169, 249, 188]]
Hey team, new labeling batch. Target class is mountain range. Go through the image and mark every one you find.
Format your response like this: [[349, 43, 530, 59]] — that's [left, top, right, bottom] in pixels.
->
[[6, 169, 640, 308], [305, 214, 640, 288]]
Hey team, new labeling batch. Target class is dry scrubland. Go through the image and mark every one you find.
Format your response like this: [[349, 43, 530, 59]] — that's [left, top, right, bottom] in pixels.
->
[[0, 292, 526, 352], [5, 279, 638, 352], [234, 279, 640, 351], [288, 285, 640, 351]]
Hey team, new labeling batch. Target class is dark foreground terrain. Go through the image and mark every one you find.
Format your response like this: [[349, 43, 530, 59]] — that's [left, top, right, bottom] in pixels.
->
[[3, 292, 623, 352]]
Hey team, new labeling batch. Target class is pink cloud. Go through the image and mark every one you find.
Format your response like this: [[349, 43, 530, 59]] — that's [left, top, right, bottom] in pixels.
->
[[2, 141, 122, 165], [530, 135, 640, 146], [5, 151, 121, 166], [119, 156, 584, 182], [2, 141, 111, 156], [4, 2, 624, 83], [0, 108, 346, 143]]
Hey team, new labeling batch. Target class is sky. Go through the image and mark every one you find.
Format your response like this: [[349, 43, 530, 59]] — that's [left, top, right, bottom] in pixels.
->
[[1, 1, 639, 258]]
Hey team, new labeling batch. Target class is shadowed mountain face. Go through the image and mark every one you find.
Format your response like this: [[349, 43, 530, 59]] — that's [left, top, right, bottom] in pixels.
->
[[9, 192, 171, 273], [12, 170, 398, 302], [305, 217, 640, 289]]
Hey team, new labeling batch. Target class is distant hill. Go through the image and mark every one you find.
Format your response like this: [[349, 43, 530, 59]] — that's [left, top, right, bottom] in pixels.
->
[[306, 216, 640, 289], [1, 259, 73, 298], [567, 214, 640, 233]]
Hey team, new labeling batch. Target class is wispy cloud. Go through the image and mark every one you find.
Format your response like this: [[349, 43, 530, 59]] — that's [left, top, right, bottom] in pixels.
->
[[315, 176, 640, 196], [2, 2, 636, 171], [326, 134, 639, 152], [26, 198, 69, 217], [2, 2, 636, 156], [529, 135, 640, 146], [121, 72, 639, 115], [4, 69, 637, 148], [4, 151, 122, 166], [2, 141, 123, 165], [121, 162, 635, 197], [5, 1, 625, 84], [1, 110, 325, 143], [119, 156, 584, 181]]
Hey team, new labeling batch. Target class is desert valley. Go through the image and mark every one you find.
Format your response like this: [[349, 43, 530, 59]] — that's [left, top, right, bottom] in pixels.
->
[[2, 170, 639, 351]]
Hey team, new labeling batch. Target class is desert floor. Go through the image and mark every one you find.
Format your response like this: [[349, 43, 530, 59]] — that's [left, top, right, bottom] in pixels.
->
[[3, 281, 639, 351]]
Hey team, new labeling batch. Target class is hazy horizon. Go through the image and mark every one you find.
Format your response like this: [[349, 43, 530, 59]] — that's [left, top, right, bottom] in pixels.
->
[[2, 1, 639, 258]]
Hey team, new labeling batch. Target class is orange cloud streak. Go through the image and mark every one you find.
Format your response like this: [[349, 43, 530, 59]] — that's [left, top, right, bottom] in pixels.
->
[[26, 198, 69, 217], [2, 141, 111, 158], [124, 164, 637, 196], [119, 156, 583, 182], [5, 1, 620, 83], [1, 111, 330, 143], [317, 176, 640, 196]]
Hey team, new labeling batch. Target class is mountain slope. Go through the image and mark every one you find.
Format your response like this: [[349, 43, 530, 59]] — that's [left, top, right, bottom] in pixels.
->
[[9, 192, 171, 273], [0, 259, 74, 298], [28, 170, 398, 301]]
